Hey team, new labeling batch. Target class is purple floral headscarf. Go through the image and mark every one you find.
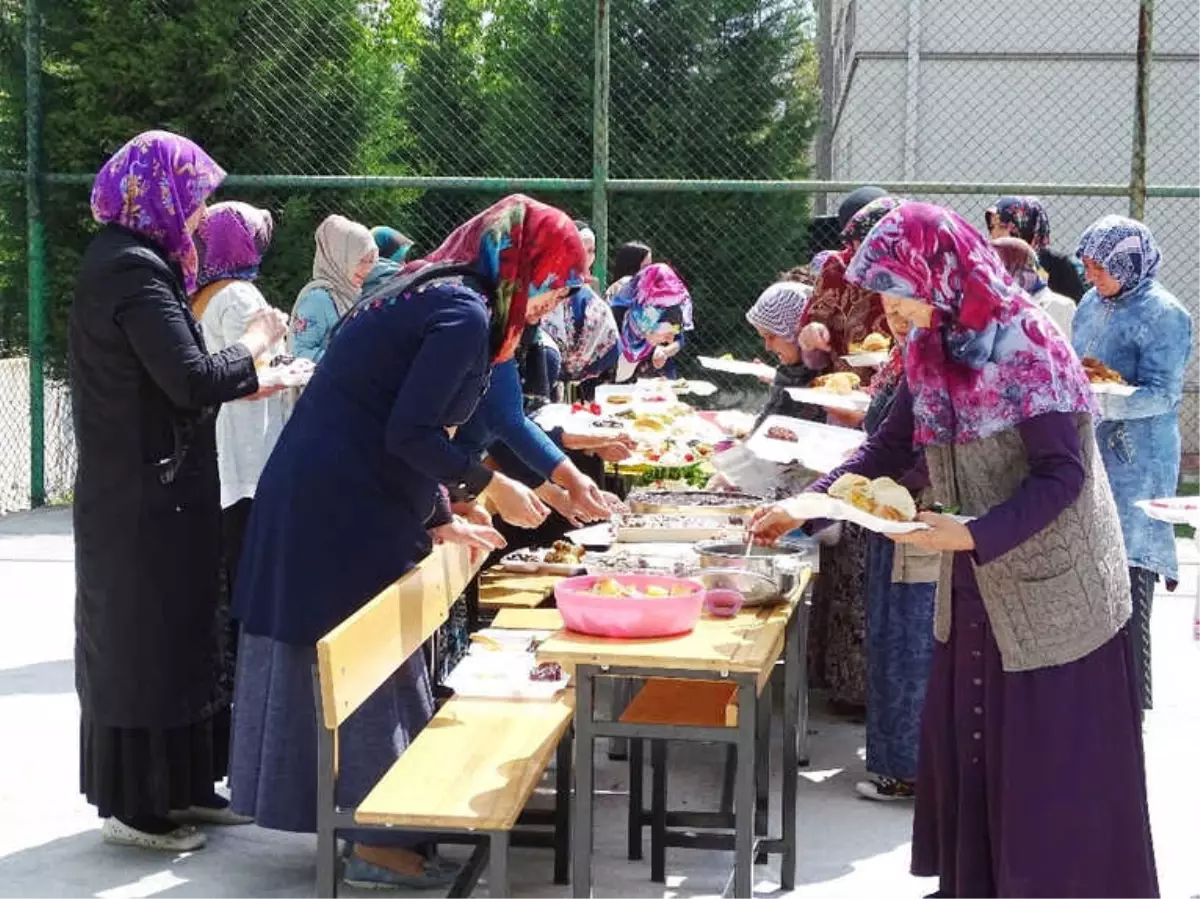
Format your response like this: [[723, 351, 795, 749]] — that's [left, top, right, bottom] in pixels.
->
[[846, 202, 1094, 448], [195, 201, 273, 290], [984, 196, 1051, 251], [90, 130, 226, 293]]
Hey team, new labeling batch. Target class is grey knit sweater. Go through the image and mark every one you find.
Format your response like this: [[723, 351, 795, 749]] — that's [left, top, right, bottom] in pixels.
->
[[925, 415, 1131, 672]]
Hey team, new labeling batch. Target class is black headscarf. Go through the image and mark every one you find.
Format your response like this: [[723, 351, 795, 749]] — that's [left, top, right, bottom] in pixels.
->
[[836, 186, 888, 231]]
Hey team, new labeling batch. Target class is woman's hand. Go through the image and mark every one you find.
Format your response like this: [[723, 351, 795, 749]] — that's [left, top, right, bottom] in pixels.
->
[[798, 322, 831, 354], [889, 512, 974, 552], [451, 501, 493, 527], [481, 473, 551, 529], [600, 491, 629, 515], [535, 482, 586, 527], [430, 517, 507, 556], [238, 307, 290, 359], [553, 464, 613, 522], [746, 501, 807, 545]]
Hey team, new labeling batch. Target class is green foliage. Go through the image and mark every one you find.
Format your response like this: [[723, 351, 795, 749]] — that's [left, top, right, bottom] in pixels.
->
[[0, 0, 820, 376]]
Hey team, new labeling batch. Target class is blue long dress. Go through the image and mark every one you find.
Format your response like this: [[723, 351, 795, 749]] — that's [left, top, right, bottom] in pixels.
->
[[229, 276, 494, 844]]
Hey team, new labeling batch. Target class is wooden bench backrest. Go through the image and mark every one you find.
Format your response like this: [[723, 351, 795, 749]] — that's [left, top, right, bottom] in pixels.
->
[[315, 543, 479, 730]]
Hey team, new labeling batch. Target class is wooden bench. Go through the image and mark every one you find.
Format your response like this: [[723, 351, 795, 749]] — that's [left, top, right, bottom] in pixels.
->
[[314, 545, 575, 897], [478, 571, 561, 610], [620, 674, 776, 882]]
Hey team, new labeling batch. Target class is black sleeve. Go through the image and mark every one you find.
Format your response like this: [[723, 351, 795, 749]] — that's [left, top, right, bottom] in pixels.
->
[[112, 260, 258, 409], [1039, 248, 1087, 303]]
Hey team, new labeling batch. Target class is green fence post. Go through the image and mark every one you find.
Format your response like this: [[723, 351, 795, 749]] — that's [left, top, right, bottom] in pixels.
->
[[25, 0, 45, 507], [1129, 0, 1155, 220], [591, 0, 610, 285]]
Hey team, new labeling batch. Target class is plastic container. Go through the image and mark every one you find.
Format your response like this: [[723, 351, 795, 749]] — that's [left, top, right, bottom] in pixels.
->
[[553, 574, 704, 638], [704, 588, 744, 618]]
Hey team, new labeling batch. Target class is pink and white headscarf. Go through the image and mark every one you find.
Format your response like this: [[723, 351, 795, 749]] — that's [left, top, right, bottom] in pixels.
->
[[845, 202, 1095, 448]]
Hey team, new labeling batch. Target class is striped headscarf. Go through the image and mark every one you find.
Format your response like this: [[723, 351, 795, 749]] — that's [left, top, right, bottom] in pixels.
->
[[745, 282, 812, 341]]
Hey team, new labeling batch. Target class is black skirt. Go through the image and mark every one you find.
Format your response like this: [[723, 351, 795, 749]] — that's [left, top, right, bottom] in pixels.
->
[[80, 707, 230, 819]]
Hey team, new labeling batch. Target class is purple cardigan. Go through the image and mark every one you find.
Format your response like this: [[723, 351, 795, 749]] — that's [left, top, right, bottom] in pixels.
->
[[807, 382, 1085, 567]]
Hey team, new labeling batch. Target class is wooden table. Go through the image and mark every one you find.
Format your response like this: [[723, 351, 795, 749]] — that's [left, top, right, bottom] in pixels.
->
[[478, 571, 561, 609], [537, 569, 811, 898]]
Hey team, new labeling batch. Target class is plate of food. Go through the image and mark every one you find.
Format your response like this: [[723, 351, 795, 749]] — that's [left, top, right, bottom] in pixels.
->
[[637, 377, 719, 398], [497, 541, 588, 575], [627, 489, 767, 515], [255, 353, 316, 389], [785, 372, 872, 412], [1082, 357, 1137, 396], [595, 383, 678, 409], [445, 652, 570, 700], [780, 474, 927, 534], [698, 355, 777, 380], [745, 414, 866, 472], [841, 333, 892, 368], [615, 513, 746, 544], [1135, 497, 1200, 528]]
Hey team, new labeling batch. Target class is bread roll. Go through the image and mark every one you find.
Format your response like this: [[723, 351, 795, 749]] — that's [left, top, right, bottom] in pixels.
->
[[868, 477, 917, 522]]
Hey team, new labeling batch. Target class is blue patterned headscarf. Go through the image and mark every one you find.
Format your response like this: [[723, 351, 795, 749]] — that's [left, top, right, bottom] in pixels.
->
[[1076, 215, 1161, 297]]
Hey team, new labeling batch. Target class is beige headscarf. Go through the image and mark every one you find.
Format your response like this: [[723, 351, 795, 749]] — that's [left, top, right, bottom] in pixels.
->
[[291, 214, 377, 319]]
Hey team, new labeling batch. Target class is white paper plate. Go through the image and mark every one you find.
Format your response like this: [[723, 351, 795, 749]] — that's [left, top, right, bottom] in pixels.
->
[[595, 383, 678, 407], [1091, 382, 1138, 397], [565, 523, 615, 546], [636, 377, 718, 398], [745, 415, 866, 473], [780, 493, 929, 535], [841, 351, 890, 368], [496, 549, 586, 576], [1135, 497, 1200, 527], [445, 652, 569, 700], [698, 356, 777, 380], [785, 387, 872, 413]]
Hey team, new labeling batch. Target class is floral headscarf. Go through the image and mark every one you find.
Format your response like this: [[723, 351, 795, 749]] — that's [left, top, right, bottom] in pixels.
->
[[842, 196, 906, 249], [847, 202, 1094, 447], [90, 130, 226, 293], [808, 250, 835, 276], [194, 201, 273, 289], [541, 285, 619, 381], [745, 282, 812, 341], [984, 196, 1051, 251], [1076, 215, 1161, 299], [292, 215, 377, 321], [990, 237, 1047, 295], [403, 195, 587, 364], [612, 263, 694, 364], [372, 225, 414, 262]]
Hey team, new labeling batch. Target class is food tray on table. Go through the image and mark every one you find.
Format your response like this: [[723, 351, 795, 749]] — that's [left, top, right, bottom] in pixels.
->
[[444, 651, 570, 700], [785, 386, 873, 413], [553, 573, 705, 638], [1135, 497, 1200, 528], [584, 543, 699, 577], [627, 489, 766, 516], [746, 414, 866, 472], [496, 543, 588, 576], [636, 377, 718, 398], [698, 355, 777, 380], [614, 513, 746, 544]]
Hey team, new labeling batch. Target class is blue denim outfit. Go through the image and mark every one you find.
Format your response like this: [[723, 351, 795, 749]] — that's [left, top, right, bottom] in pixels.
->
[[1072, 278, 1193, 581]]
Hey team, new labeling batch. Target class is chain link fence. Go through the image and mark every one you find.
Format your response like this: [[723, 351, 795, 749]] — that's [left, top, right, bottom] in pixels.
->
[[0, 0, 1196, 513]]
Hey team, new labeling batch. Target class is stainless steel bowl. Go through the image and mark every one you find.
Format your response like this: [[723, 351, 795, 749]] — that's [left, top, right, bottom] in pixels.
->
[[692, 538, 817, 604]]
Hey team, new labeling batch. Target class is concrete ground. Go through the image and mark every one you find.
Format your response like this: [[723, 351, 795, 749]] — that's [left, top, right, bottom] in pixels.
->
[[0, 506, 1197, 898]]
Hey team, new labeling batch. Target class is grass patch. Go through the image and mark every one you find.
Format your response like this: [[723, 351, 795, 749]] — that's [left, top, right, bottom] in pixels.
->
[[1177, 475, 1198, 540]]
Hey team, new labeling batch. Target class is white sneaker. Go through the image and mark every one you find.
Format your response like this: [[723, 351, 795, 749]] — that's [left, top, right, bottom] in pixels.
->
[[101, 818, 207, 851]]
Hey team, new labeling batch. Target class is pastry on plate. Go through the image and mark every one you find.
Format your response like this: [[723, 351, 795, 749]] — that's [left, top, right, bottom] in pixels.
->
[[812, 372, 862, 395], [849, 332, 892, 354], [867, 477, 917, 522], [1081, 356, 1126, 385]]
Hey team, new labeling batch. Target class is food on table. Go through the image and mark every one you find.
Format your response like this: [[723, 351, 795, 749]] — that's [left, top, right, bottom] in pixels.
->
[[633, 414, 667, 432], [613, 408, 638, 420], [592, 418, 625, 429], [469, 632, 503, 651], [1081, 356, 1127, 385], [849, 333, 892, 354], [571, 401, 604, 415], [607, 394, 634, 405], [620, 513, 745, 529], [812, 371, 863, 395], [586, 576, 698, 598], [529, 661, 565, 682], [628, 489, 766, 509], [719, 352, 735, 360], [766, 425, 799, 442], [545, 540, 586, 565], [827, 473, 917, 522]]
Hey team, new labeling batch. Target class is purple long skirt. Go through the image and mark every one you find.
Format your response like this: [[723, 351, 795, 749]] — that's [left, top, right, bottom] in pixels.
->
[[911, 558, 1158, 898]]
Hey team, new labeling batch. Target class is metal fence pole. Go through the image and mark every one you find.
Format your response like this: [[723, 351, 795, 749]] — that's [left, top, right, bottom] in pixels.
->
[[24, 0, 45, 507], [1129, 0, 1155, 220], [591, 0, 610, 285]]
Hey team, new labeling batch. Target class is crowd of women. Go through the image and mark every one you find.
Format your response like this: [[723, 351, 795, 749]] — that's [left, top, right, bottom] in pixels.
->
[[69, 130, 1189, 897]]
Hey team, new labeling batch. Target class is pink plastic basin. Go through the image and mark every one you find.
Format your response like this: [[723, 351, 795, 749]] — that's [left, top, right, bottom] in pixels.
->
[[554, 574, 704, 639]]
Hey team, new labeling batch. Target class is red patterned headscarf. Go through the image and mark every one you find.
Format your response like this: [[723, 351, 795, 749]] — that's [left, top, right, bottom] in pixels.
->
[[404, 195, 587, 363]]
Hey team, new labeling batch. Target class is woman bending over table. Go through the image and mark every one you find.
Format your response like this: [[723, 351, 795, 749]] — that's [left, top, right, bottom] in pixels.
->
[[750, 202, 1157, 898]]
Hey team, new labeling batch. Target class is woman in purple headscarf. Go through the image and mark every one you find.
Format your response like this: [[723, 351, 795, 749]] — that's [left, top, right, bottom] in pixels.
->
[[70, 132, 287, 852]]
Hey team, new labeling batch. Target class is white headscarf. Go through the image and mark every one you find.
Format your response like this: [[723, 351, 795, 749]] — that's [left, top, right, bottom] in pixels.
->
[[744, 282, 812, 341], [291, 214, 378, 319]]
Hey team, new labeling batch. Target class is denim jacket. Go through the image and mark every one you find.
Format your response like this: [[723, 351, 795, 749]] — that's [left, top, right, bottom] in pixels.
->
[[1072, 279, 1193, 581]]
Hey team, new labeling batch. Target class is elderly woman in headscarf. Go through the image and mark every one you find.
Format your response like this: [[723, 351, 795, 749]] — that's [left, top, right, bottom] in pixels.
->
[[71, 132, 288, 851], [611, 262, 694, 382], [230, 195, 591, 890], [192, 202, 289, 603], [288, 214, 378, 362], [991, 236, 1075, 339], [752, 202, 1157, 898], [985, 196, 1087, 302], [744, 281, 828, 429], [1073, 215, 1193, 715]]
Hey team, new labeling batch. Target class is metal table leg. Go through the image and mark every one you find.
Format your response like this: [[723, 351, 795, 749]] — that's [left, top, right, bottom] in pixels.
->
[[733, 676, 757, 898], [627, 737, 644, 860], [572, 665, 596, 898], [488, 831, 509, 897], [755, 676, 772, 865], [554, 729, 573, 885], [608, 677, 634, 759], [781, 600, 802, 890]]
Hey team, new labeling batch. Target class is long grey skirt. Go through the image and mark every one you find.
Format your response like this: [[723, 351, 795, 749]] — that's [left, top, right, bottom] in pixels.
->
[[229, 631, 435, 847]]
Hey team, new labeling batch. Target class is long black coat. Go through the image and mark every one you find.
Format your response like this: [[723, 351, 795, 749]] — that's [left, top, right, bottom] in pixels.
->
[[70, 225, 258, 729]]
